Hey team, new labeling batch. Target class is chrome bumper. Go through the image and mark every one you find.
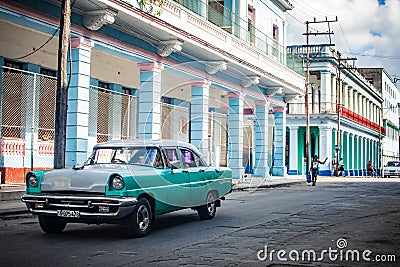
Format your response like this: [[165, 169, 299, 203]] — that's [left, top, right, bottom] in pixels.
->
[[21, 194, 137, 219]]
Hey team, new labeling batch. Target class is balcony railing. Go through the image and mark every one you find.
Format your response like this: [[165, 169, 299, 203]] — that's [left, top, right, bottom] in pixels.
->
[[173, 0, 285, 64], [287, 102, 386, 135], [341, 106, 385, 135]]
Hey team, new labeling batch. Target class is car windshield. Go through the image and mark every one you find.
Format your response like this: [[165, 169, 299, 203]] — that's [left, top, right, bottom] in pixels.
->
[[89, 146, 164, 168], [387, 161, 400, 167]]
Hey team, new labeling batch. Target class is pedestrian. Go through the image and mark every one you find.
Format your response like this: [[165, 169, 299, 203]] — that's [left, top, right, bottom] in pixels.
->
[[367, 160, 375, 176], [338, 158, 345, 176], [310, 155, 328, 186], [331, 157, 337, 176]]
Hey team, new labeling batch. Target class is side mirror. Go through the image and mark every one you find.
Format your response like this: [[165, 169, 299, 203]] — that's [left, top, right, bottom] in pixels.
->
[[170, 162, 180, 170], [72, 164, 84, 170]]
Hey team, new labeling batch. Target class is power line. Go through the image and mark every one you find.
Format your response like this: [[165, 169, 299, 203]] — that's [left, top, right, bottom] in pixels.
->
[[338, 22, 352, 53], [10, 28, 59, 60]]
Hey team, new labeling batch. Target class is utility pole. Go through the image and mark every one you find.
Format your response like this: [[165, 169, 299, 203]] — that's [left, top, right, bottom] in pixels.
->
[[336, 52, 341, 177], [54, 0, 71, 169], [303, 17, 337, 180], [335, 54, 357, 176], [305, 21, 310, 181]]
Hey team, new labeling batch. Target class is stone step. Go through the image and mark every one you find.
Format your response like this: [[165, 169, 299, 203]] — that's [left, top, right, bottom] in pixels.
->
[[0, 184, 26, 201]]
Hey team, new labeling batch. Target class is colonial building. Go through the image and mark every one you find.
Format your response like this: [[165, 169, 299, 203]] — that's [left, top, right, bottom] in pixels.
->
[[359, 68, 400, 165], [0, 0, 305, 183], [286, 45, 385, 176]]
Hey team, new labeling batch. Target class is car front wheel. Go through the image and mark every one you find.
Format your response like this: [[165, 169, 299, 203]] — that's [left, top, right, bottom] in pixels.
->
[[123, 197, 152, 238], [38, 215, 67, 234], [197, 192, 217, 220]]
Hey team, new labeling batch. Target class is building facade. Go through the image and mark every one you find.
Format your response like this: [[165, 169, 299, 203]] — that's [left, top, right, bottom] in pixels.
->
[[359, 68, 400, 165], [0, 0, 305, 183], [286, 45, 385, 176]]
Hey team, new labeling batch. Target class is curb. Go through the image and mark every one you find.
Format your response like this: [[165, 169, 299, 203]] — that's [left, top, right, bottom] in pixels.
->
[[232, 180, 304, 191]]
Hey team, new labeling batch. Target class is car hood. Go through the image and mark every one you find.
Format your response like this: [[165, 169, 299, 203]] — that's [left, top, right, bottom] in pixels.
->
[[40, 164, 138, 193]]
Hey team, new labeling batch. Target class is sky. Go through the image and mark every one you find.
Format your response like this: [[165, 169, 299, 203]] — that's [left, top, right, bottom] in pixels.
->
[[286, 0, 400, 82]]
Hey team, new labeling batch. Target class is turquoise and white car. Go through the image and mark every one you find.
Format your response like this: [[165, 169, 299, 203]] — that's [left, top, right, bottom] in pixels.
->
[[21, 140, 232, 237]]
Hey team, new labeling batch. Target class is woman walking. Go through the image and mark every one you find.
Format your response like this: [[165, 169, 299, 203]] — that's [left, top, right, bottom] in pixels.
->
[[310, 155, 328, 186]]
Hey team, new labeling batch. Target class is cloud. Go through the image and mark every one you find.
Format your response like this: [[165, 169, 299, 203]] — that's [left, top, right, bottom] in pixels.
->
[[286, 0, 400, 78]]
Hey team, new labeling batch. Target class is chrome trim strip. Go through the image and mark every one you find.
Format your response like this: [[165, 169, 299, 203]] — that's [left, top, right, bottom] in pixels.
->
[[22, 194, 137, 205], [28, 208, 121, 217]]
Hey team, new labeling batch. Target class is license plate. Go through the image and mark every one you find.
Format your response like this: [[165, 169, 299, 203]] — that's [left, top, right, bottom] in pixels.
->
[[57, 210, 80, 218]]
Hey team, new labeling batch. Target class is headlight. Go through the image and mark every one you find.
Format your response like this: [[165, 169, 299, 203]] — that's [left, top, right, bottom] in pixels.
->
[[27, 173, 38, 187], [111, 175, 124, 190]]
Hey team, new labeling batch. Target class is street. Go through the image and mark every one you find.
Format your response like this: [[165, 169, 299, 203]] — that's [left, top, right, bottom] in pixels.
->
[[0, 178, 399, 266]]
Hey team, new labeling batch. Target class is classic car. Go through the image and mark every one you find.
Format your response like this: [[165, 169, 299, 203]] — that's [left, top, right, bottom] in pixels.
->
[[21, 140, 232, 237], [383, 161, 400, 177]]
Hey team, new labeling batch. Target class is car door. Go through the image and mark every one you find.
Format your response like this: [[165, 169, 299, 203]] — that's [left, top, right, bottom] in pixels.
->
[[178, 147, 210, 206], [162, 147, 191, 208]]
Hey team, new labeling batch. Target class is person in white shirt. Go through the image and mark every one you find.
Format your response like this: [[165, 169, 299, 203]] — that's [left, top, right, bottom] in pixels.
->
[[310, 155, 328, 186]]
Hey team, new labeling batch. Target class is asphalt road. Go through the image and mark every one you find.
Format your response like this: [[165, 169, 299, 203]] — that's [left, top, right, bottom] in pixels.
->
[[0, 178, 399, 266]]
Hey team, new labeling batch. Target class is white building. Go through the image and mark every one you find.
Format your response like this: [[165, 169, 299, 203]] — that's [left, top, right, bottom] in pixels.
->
[[0, 0, 305, 183], [359, 68, 400, 165], [286, 46, 385, 176]]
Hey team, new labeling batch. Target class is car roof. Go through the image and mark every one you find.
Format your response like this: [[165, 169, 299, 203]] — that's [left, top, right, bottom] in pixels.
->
[[94, 139, 201, 154]]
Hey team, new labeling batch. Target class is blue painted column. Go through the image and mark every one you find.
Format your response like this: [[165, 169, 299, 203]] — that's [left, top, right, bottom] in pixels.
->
[[190, 80, 210, 163], [288, 126, 299, 175], [137, 62, 163, 140], [227, 92, 244, 179], [253, 100, 270, 178], [65, 38, 94, 167], [272, 107, 287, 176]]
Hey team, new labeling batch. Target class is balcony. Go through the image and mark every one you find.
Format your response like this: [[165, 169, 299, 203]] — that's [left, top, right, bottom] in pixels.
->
[[287, 102, 386, 135], [173, 0, 285, 63]]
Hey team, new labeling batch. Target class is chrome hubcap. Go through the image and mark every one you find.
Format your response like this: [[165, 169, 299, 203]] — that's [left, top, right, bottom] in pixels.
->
[[207, 194, 215, 214], [137, 205, 150, 231]]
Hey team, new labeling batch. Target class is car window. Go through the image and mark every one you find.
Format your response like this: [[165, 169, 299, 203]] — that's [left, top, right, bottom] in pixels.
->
[[92, 147, 164, 168], [179, 148, 206, 168], [164, 147, 181, 169], [129, 147, 164, 168]]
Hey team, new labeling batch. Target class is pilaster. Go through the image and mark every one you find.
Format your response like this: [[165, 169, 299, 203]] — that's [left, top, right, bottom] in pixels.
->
[[253, 100, 270, 178], [320, 70, 331, 111], [318, 125, 332, 176], [331, 73, 337, 111], [22, 63, 40, 168], [137, 62, 163, 140], [348, 86, 354, 111], [349, 133, 354, 176], [65, 37, 94, 167], [227, 92, 244, 179], [272, 107, 287, 177], [342, 82, 348, 109], [288, 126, 299, 175], [190, 80, 210, 163]]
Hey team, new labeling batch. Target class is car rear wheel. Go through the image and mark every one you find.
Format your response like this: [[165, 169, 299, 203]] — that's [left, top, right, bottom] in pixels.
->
[[123, 197, 152, 238], [38, 215, 67, 234], [197, 192, 217, 220]]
